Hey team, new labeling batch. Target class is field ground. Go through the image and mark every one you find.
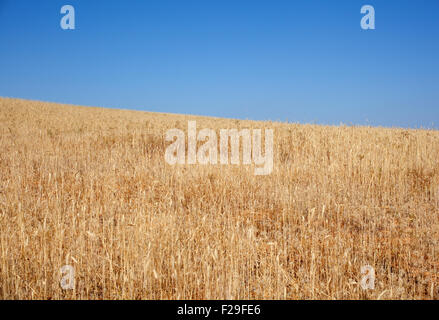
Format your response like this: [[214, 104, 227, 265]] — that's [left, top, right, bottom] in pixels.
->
[[0, 97, 439, 299]]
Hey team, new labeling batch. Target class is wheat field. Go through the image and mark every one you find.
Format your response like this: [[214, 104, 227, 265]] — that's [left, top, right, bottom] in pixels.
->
[[0, 97, 438, 299]]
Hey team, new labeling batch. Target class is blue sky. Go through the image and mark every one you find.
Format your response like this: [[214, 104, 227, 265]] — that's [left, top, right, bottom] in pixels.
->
[[0, 0, 438, 128]]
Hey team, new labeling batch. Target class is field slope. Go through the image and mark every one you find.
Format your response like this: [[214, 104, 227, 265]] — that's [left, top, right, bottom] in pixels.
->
[[0, 97, 438, 299]]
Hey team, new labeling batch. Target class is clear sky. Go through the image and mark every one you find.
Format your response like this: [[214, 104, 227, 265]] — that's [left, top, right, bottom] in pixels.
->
[[0, 0, 438, 128]]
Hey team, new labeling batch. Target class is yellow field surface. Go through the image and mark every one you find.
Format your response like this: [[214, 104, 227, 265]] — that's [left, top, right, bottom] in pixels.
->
[[0, 97, 438, 299]]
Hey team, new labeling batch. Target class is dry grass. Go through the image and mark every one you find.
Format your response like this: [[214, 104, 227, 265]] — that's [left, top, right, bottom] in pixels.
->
[[0, 97, 439, 299]]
